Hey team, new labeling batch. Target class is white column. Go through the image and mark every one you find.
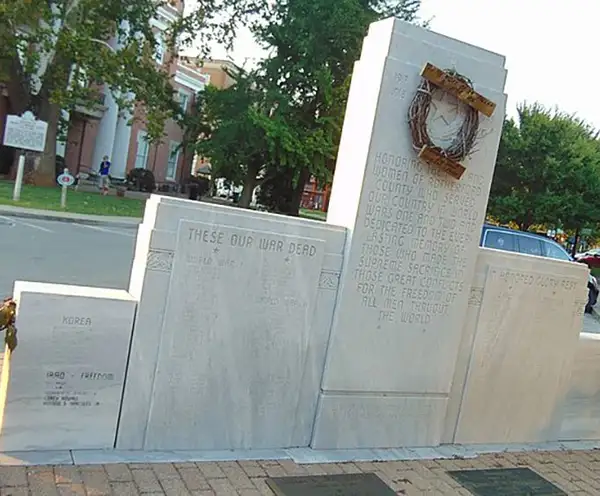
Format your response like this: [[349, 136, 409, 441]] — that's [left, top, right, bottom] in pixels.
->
[[110, 94, 134, 179], [91, 87, 119, 172], [56, 109, 69, 158]]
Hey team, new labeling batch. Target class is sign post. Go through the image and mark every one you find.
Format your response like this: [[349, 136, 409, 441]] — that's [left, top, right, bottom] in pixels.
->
[[2, 111, 49, 202], [57, 168, 75, 208], [13, 155, 26, 201]]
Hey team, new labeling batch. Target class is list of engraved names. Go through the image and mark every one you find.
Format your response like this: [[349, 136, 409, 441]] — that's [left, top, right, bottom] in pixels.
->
[[168, 224, 323, 357], [353, 151, 485, 327]]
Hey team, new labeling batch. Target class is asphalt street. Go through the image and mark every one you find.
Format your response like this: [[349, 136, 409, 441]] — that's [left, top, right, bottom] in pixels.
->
[[0, 216, 136, 297], [1, 215, 599, 335]]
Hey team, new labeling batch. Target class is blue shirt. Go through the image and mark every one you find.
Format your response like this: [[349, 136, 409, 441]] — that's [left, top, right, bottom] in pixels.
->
[[99, 161, 111, 176]]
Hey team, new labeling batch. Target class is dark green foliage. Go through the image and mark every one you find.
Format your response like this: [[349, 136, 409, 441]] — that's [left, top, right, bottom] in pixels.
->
[[488, 103, 600, 233], [126, 168, 155, 192], [192, 0, 421, 214]]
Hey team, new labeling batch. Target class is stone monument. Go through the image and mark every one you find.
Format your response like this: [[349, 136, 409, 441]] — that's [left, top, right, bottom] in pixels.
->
[[311, 18, 508, 448], [117, 197, 347, 450], [0, 282, 136, 451]]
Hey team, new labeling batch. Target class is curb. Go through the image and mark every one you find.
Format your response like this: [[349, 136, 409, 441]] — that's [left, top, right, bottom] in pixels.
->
[[0, 209, 141, 229]]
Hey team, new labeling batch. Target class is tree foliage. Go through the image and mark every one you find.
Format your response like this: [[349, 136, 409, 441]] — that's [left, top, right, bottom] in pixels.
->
[[194, 0, 421, 214], [0, 0, 258, 178], [488, 103, 600, 232]]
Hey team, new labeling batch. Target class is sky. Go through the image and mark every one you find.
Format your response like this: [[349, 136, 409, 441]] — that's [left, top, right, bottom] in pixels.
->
[[198, 0, 600, 129]]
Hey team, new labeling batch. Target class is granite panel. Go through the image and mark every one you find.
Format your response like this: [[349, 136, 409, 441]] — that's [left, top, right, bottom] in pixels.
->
[[142, 220, 325, 449], [453, 252, 588, 444], [118, 202, 345, 449], [0, 282, 136, 451], [557, 332, 600, 440], [311, 395, 447, 449], [314, 14, 507, 449]]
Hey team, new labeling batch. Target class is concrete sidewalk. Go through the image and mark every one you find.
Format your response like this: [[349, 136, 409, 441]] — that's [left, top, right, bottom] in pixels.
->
[[0, 205, 141, 228], [3, 449, 600, 495]]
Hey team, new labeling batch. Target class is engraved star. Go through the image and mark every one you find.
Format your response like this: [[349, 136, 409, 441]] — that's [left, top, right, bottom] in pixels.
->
[[213, 247, 219, 254], [429, 93, 460, 127], [284, 257, 291, 263]]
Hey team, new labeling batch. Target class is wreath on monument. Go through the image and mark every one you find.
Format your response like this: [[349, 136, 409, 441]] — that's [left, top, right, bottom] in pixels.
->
[[407, 63, 497, 179]]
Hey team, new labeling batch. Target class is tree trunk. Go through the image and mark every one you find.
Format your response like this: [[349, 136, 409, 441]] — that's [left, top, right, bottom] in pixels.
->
[[30, 100, 60, 186], [239, 163, 261, 209], [571, 228, 581, 257], [239, 175, 257, 209], [287, 167, 310, 217]]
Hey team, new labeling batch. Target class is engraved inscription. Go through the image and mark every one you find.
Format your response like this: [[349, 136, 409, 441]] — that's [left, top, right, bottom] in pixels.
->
[[147, 249, 174, 272], [391, 71, 409, 100], [42, 369, 116, 408], [350, 150, 485, 329], [319, 270, 341, 291], [143, 221, 326, 447], [62, 316, 92, 326], [468, 287, 484, 307]]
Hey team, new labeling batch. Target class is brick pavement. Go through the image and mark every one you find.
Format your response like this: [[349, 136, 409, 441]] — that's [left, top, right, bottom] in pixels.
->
[[0, 450, 599, 495]]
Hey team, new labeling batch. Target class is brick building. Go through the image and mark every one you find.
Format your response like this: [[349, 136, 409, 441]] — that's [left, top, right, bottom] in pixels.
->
[[0, 2, 234, 187]]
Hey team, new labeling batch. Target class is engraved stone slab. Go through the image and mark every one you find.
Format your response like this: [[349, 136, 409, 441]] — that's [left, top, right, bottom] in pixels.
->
[[448, 468, 566, 496], [0, 282, 136, 451], [143, 220, 325, 450], [454, 265, 587, 444], [266, 474, 396, 496], [557, 333, 600, 440], [118, 198, 346, 450], [323, 48, 506, 396], [312, 18, 507, 448]]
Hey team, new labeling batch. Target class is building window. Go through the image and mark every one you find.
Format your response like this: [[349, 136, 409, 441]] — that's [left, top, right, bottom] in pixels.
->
[[154, 36, 165, 64], [166, 141, 180, 180], [135, 131, 150, 169], [177, 90, 190, 112]]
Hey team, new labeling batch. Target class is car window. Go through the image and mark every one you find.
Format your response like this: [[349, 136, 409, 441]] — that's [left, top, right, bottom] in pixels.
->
[[483, 230, 517, 252], [543, 241, 571, 261], [517, 235, 543, 256]]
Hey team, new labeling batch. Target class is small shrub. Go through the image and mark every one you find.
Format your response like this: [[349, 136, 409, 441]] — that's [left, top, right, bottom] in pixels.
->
[[127, 168, 156, 192], [187, 175, 210, 200]]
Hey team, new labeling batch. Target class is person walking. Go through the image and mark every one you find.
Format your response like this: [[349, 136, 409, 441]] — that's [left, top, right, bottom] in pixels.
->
[[99, 155, 111, 196]]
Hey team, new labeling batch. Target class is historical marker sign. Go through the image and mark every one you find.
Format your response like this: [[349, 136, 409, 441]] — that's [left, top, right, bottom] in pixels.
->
[[2, 111, 48, 152]]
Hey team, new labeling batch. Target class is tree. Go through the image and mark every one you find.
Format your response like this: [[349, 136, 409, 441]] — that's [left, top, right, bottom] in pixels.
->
[[192, 63, 339, 209], [488, 103, 600, 234], [192, 0, 420, 215], [0, 0, 257, 183], [193, 68, 283, 208], [250, 0, 421, 215]]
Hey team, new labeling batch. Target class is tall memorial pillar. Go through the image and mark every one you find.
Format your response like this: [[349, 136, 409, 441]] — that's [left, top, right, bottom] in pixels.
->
[[311, 18, 507, 449]]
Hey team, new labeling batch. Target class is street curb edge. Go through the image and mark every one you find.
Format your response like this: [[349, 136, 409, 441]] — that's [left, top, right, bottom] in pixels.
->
[[0, 210, 141, 229]]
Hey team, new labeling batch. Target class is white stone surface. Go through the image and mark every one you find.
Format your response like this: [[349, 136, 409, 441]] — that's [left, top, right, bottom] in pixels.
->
[[117, 197, 346, 450], [451, 249, 589, 444], [557, 332, 600, 440], [142, 220, 324, 449], [312, 18, 507, 448], [0, 451, 73, 466], [370, 18, 506, 67], [312, 395, 447, 449], [72, 449, 289, 465], [0, 282, 136, 451]]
